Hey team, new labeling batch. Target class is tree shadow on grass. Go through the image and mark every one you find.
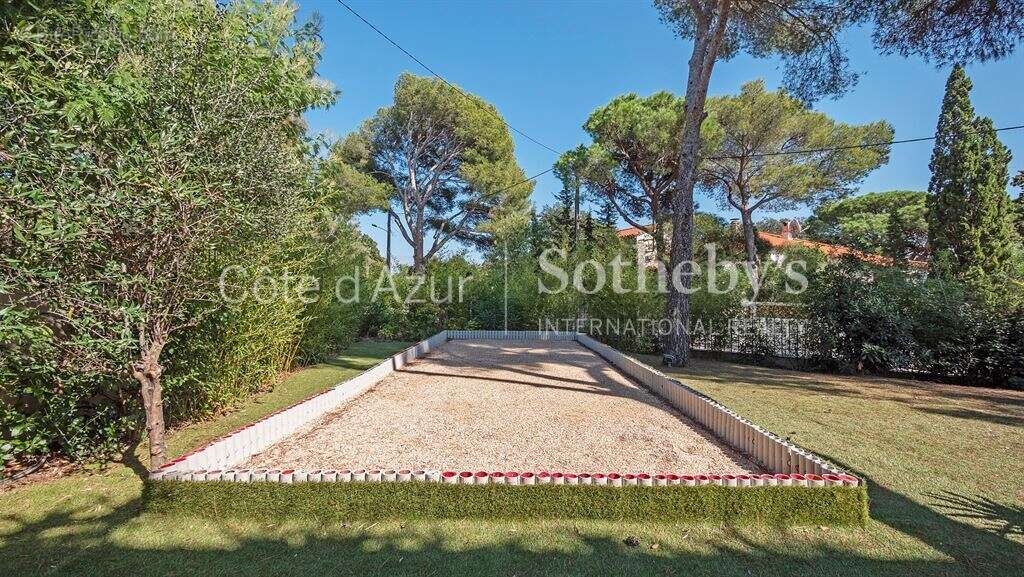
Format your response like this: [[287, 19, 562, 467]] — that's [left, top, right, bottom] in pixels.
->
[[4, 474, 1023, 577], [119, 437, 149, 482], [818, 453, 1024, 576], [926, 491, 1024, 539], [647, 356, 1024, 429], [0, 497, 958, 577]]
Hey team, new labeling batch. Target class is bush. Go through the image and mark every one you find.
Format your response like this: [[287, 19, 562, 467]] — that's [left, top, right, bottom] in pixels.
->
[[806, 261, 921, 372], [806, 258, 1024, 386]]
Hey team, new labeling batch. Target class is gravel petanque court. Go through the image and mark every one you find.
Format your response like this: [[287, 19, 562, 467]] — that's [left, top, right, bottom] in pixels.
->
[[242, 340, 759, 474]]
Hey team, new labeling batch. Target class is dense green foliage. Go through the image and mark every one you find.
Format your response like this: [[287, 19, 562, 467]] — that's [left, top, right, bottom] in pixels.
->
[[927, 65, 1018, 293], [806, 259, 1024, 385], [1012, 170, 1024, 241], [144, 480, 868, 525], [355, 218, 665, 354], [345, 73, 533, 272], [804, 191, 928, 259], [0, 0, 372, 469]]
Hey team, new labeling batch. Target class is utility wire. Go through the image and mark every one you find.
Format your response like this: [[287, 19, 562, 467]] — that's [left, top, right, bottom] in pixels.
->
[[707, 124, 1024, 160], [503, 126, 1024, 190], [335, 0, 561, 156], [494, 167, 554, 196], [336, 1, 1023, 168]]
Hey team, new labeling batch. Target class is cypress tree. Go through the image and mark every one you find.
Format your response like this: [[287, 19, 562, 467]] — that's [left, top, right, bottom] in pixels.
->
[[583, 212, 595, 244], [1015, 194, 1024, 240], [554, 145, 588, 246], [553, 186, 575, 224], [927, 65, 1015, 286], [597, 197, 618, 229], [884, 206, 910, 264], [1013, 171, 1024, 239]]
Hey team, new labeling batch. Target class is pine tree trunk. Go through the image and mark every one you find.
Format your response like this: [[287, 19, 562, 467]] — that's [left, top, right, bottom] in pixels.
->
[[664, 3, 730, 367], [413, 241, 425, 273], [741, 207, 757, 266], [132, 333, 167, 470], [413, 209, 425, 273]]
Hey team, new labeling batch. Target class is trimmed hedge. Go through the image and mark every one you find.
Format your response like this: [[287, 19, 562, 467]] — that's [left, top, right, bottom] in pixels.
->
[[143, 480, 869, 526]]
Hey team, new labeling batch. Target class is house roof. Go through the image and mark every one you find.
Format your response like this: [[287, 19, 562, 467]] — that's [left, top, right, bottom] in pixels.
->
[[616, 226, 650, 238], [617, 226, 928, 270], [757, 232, 929, 270]]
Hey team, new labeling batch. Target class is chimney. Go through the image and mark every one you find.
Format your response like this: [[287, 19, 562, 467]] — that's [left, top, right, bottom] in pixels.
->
[[729, 218, 741, 232], [781, 219, 793, 240]]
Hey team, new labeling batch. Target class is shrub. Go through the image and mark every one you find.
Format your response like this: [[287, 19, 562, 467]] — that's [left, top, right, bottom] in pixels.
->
[[805, 258, 1024, 386]]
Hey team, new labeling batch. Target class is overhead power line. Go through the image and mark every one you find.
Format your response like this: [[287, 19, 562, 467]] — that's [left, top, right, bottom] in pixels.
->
[[494, 167, 554, 196], [707, 124, 1024, 160], [336, 1, 1022, 169], [335, 0, 561, 156]]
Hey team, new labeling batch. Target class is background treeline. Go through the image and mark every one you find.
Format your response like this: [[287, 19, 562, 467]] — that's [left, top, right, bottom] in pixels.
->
[[369, 212, 1024, 391]]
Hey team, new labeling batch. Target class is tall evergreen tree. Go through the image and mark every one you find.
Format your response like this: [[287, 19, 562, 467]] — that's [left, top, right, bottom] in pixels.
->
[[558, 202, 574, 250], [597, 198, 618, 229], [927, 65, 1015, 286], [883, 206, 911, 264], [582, 213, 596, 245], [553, 145, 590, 247], [1013, 170, 1024, 239]]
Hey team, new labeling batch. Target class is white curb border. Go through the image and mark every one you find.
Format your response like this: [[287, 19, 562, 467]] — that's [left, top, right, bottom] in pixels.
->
[[154, 331, 449, 474], [151, 330, 860, 488], [573, 334, 853, 481]]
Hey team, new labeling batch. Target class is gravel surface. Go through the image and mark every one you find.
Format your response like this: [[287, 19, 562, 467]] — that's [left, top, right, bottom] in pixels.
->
[[242, 340, 759, 474]]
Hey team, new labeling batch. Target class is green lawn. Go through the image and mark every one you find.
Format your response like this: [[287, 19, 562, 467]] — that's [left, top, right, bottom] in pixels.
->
[[2, 343, 1022, 576]]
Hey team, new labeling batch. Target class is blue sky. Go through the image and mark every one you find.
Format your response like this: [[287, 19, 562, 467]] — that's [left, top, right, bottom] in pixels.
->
[[297, 0, 1024, 265]]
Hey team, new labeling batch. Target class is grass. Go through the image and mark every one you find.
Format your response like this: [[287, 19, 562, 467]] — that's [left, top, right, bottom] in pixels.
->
[[2, 343, 1022, 576], [146, 481, 867, 525]]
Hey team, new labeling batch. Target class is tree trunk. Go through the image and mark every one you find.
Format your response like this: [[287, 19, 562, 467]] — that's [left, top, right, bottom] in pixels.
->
[[132, 332, 167, 470], [741, 207, 757, 266], [665, 184, 696, 367], [413, 208, 425, 273], [652, 218, 670, 264], [663, 2, 731, 368], [573, 183, 581, 248], [412, 241, 425, 273]]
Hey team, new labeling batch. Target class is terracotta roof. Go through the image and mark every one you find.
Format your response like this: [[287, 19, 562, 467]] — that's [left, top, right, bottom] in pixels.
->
[[757, 232, 928, 270], [616, 226, 648, 238]]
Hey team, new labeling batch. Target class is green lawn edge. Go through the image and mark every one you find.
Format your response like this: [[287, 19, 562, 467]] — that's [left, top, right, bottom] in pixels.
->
[[143, 480, 869, 526]]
